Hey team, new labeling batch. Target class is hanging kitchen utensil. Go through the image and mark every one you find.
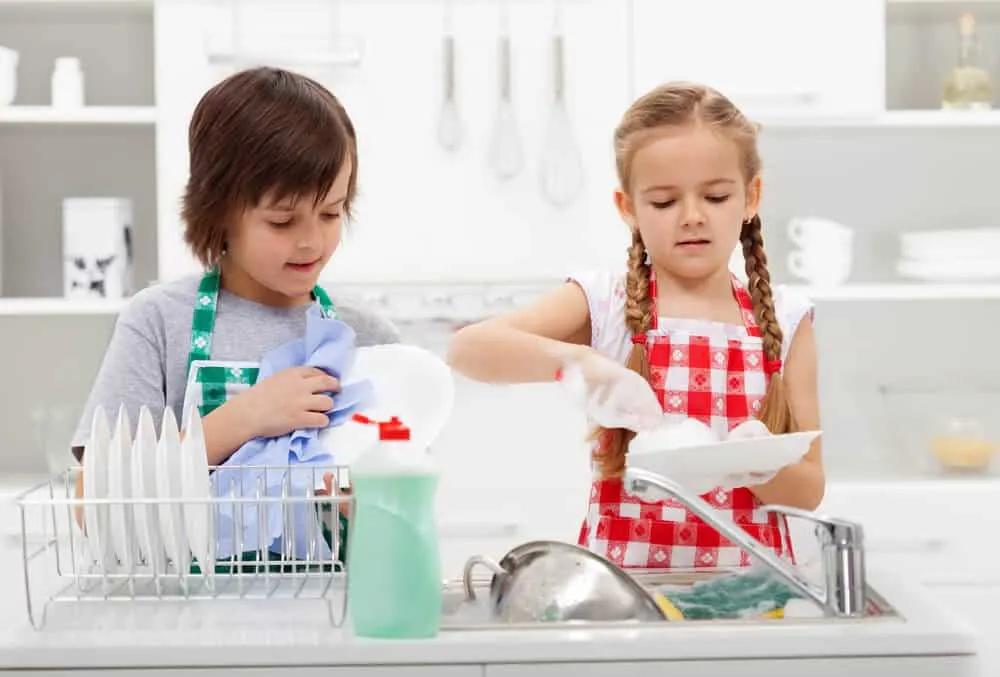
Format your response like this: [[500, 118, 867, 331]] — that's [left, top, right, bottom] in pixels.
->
[[487, 1, 524, 180], [436, 1, 464, 152], [539, 1, 584, 207]]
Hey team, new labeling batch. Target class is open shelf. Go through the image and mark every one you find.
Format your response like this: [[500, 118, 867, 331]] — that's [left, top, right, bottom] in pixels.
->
[[0, 0, 150, 5], [0, 105, 156, 125], [787, 284, 1000, 301], [0, 297, 124, 315], [759, 109, 1000, 128]]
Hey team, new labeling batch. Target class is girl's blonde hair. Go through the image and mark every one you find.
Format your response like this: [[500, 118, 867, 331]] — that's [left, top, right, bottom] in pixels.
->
[[593, 82, 797, 479]]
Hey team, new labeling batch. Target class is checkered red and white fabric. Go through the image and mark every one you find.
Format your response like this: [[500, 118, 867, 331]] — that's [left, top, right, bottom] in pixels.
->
[[578, 273, 795, 569]]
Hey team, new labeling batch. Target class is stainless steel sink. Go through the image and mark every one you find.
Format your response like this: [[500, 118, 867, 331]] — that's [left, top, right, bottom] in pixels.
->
[[440, 568, 899, 631]]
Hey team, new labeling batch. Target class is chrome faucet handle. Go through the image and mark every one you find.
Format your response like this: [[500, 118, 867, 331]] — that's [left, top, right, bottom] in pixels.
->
[[761, 504, 868, 617], [760, 504, 865, 548]]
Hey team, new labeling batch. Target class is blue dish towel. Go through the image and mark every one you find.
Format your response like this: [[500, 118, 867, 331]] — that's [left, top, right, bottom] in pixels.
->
[[211, 304, 374, 561]]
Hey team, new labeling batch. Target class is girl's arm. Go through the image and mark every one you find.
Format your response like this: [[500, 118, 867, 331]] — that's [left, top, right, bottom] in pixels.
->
[[447, 282, 594, 384], [749, 315, 826, 511]]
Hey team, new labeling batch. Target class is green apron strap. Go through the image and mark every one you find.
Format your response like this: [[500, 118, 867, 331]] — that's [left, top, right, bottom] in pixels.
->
[[186, 266, 339, 380], [187, 267, 222, 374], [312, 284, 337, 319]]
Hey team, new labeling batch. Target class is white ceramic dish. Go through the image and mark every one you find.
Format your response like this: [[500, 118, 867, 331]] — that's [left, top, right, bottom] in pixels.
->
[[155, 407, 190, 572], [106, 405, 134, 570], [896, 258, 1000, 282], [180, 405, 214, 573], [82, 406, 112, 568], [321, 344, 455, 467], [629, 420, 821, 494], [131, 406, 165, 572]]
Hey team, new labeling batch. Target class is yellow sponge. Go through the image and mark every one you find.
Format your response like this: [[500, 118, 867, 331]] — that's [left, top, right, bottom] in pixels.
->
[[653, 592, 687, 621]]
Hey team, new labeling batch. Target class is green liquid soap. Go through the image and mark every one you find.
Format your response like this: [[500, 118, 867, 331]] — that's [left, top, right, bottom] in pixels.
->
[[346, 416, 442, 639]]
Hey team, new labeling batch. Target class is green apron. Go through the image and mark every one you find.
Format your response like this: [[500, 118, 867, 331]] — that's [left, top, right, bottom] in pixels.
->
[[184, 267, 347, 574]]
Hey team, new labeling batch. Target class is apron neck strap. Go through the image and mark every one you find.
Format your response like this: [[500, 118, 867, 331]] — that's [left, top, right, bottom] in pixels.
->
[[186, 267, 338, 372], [630, 270, 756, 345]]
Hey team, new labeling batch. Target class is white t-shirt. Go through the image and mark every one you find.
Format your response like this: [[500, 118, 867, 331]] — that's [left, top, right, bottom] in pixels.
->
[[569, 270, 815, 371]]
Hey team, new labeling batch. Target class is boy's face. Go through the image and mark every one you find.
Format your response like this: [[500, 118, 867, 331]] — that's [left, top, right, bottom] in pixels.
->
[[227, 159, 352, 303]]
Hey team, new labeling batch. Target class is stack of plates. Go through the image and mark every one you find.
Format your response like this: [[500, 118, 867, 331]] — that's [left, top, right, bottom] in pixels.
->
[[898, 229, 1000, 282], [81, 403, 213, 573]]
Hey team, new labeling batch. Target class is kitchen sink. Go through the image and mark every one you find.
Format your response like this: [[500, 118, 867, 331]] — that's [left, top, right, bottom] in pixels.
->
[[440, 568, 899, 630]]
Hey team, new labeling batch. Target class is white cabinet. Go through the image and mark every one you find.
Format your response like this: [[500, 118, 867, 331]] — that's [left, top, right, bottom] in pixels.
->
[[11, 669, 482, 677], [484, 657, 969, 677], [819, 482, 999, 676], [630, 0, 885, 117]]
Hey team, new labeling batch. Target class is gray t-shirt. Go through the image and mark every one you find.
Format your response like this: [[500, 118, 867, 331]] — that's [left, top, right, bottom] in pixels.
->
[[70, 274, 400, 458]]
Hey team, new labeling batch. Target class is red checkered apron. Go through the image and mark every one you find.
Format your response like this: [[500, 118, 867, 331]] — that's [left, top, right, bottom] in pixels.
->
[[577, 273, 795, 569]]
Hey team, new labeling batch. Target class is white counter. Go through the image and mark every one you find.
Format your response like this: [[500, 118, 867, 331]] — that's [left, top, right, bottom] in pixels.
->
[[0, 549, 980, 677], [0, 476, 984, 676]]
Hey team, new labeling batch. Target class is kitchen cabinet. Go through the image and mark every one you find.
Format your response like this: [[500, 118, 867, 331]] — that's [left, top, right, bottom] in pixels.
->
[[0, 670, 482, 677], [483, 657, 970, 677], [819, 481, 998, 676], [630, 0, 886, 118]]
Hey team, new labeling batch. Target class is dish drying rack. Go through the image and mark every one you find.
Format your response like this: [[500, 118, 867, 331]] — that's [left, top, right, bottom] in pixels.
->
[[13, 463, 352, 631]]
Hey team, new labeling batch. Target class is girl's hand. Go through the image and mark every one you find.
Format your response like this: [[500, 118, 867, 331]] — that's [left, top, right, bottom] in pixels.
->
[[233, 366, 340, 439], [558, 349, 663, 432]]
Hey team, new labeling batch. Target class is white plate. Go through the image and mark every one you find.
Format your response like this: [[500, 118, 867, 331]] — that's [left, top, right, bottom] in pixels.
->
[[628, 429, 821, 495], [323, 344, 455, 465], [106, 405, 135, 570], [155, 408, 190, 572], [131, 406, 165, 572], [897, 258, 1000, 281], [82, 406, 112, 568], [180, 405, 214, 573]]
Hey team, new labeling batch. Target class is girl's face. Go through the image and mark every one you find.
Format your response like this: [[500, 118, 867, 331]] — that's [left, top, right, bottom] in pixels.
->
[[226, 160, 352, 304], [615, 124, 760, 283]]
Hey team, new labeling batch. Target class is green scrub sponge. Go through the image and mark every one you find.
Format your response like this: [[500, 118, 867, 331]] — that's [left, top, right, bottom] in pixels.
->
[[655, 567, 803, 620]]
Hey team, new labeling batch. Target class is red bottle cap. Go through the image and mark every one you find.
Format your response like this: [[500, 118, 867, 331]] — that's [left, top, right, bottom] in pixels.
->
[[378, 416, 411, 441]]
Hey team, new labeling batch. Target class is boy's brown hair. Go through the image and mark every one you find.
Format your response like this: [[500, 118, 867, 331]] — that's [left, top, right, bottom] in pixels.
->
[[181, 67, 359, 268]]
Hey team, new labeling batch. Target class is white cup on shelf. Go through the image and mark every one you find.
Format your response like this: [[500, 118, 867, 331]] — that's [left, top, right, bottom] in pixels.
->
[[0, 46, 19, 107], [786, 217, 854, 286], [787, 248, 852, 286]]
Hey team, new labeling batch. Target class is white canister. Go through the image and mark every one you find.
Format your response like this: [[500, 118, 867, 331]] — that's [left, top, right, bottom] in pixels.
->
[[51, 57, 84, 109], [0, 45, 18, 107], [62, 198, 134, 300]]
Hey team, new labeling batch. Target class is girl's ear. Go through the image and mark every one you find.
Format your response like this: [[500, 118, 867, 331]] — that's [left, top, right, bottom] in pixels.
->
[[745, 175, 763, 221], [614, 188, 637, 231]]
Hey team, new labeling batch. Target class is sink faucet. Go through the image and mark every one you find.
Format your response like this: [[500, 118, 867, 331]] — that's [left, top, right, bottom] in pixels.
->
[[623, 468, 867, 618]]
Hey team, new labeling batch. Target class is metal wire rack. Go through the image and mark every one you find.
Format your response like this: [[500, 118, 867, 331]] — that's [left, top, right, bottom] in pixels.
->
[[13, 463, 353, 631]]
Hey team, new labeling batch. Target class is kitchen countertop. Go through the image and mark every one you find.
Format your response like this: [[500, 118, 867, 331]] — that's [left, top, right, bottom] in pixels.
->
[[0, 476, 982, 671], [0, 542, 978, 670]]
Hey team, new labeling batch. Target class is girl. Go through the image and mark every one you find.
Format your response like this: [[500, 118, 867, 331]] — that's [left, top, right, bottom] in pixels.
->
[[71, 66, 399, 479], [448, 82, 822, 570]]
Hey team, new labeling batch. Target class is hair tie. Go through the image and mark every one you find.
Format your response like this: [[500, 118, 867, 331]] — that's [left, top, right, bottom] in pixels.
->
[[631, 334, 647, 346], [764, 359, 782, 375]]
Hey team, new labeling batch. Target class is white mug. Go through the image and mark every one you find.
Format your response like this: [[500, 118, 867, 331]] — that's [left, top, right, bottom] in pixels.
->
[[788, 248, 851, 286], [787, 217, 853, 249], [0, 46, 19, 107]]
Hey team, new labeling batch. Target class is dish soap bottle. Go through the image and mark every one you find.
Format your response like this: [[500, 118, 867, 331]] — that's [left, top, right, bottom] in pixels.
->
[[346, 414, 442, 638]]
